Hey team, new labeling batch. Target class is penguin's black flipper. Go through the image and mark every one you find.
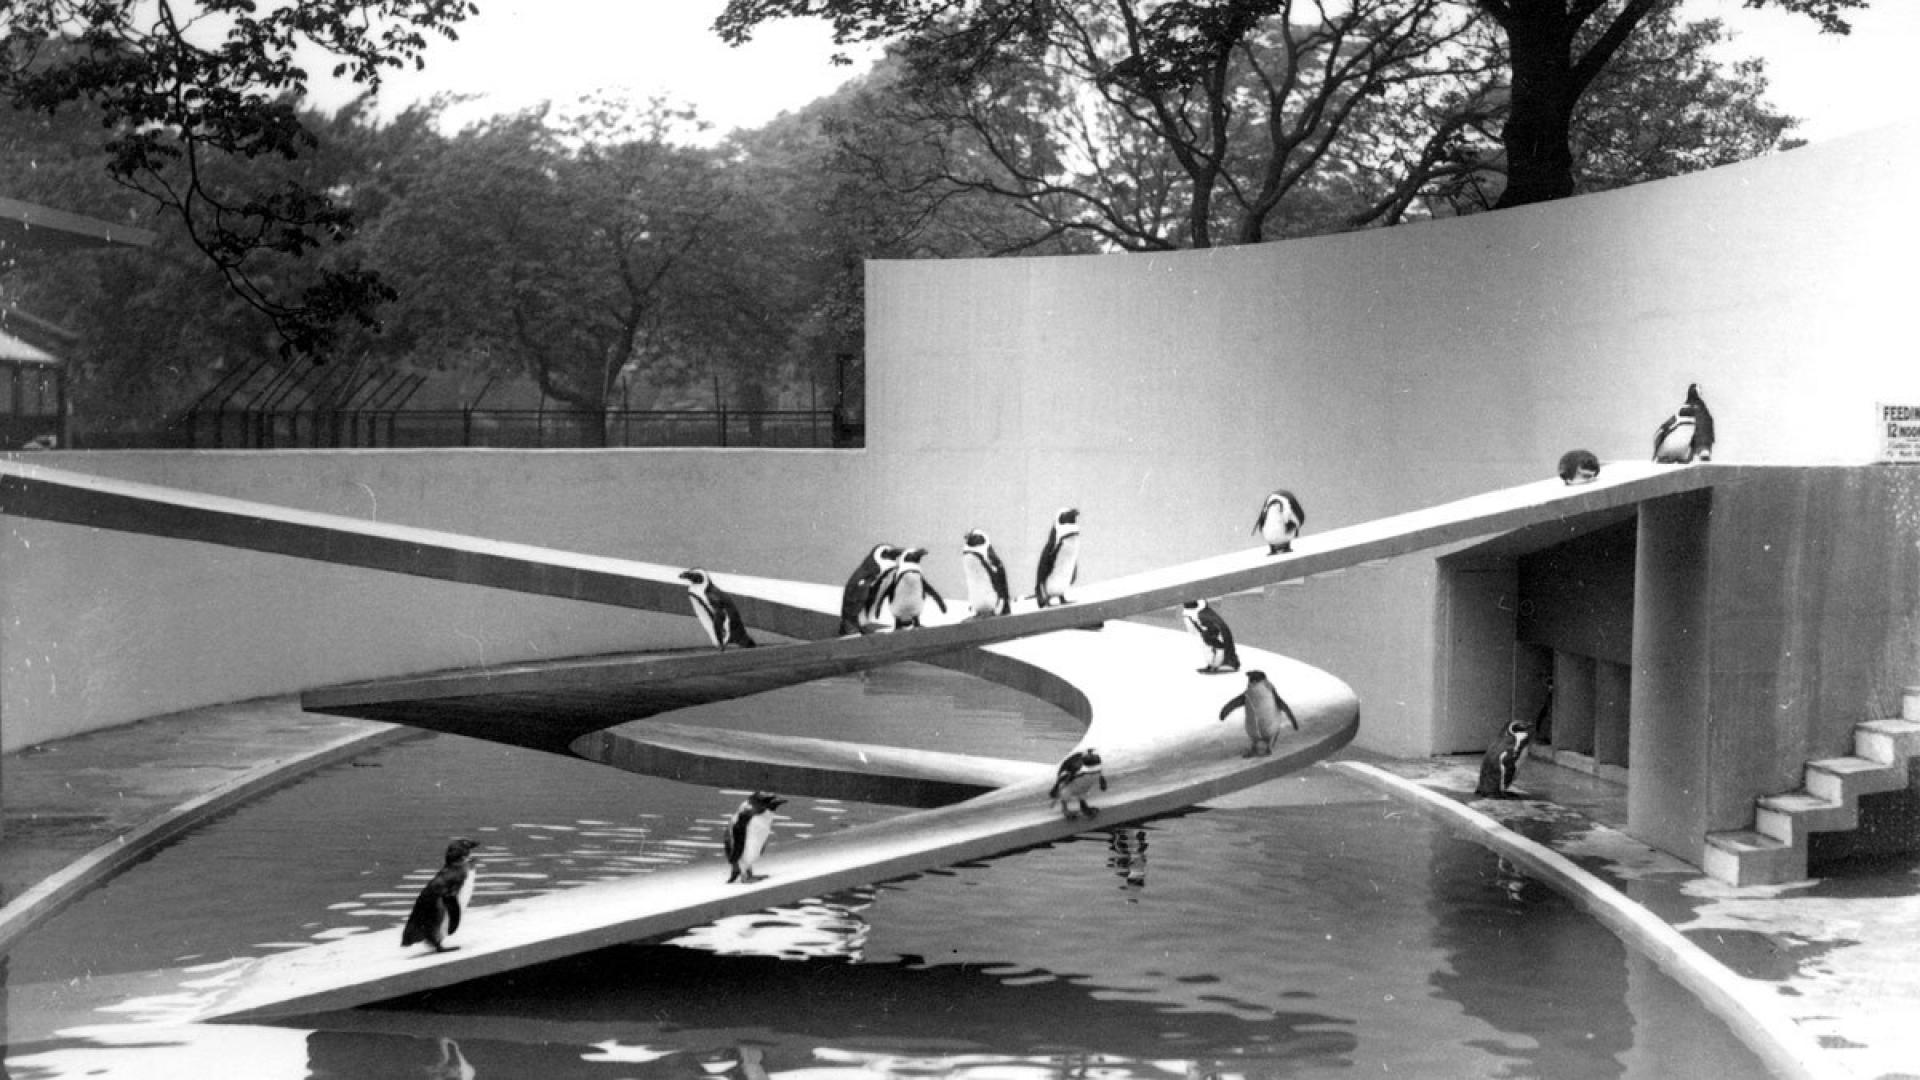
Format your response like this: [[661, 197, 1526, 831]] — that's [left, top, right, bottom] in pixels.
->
[[401, 887, 447, 948], [925, 581, 948, 613], [1280, 698, 1299, 730], [1218, 693, 1247, 722]]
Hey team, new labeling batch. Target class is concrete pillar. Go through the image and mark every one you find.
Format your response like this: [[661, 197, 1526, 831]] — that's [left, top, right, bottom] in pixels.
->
[[1629, 491, 1713, 864]]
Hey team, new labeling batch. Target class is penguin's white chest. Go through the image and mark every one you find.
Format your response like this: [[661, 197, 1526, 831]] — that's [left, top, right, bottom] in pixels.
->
[[861, 570, 898, 628], [687, 591, 722, 646], [890, 570, 928, 619], [740, 813, 775, 864], [455, 866, 477, 911], [1262, 507, 1300, 549], [1247, 693, 1285, 738], [1061, 768, 1100, 798], [1655, 418, 1696, 463], [962, 556, 997, 615], [1044, 534, 1080, 591]]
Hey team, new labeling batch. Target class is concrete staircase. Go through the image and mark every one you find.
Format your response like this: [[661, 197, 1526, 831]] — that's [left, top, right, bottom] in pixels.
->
[[1703, 688, 1920, 886]]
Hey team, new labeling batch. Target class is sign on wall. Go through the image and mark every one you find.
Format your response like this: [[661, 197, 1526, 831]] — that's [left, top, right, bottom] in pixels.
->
[[1879, 404, 1920, 464]]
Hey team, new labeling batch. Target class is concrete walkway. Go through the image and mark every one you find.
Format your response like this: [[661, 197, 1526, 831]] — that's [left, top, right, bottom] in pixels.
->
[[2, 699, 1914, 1077]]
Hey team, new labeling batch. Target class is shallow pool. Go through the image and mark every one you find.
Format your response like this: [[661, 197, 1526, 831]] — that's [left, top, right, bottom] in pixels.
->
[[1, 664, 1775, 1078]]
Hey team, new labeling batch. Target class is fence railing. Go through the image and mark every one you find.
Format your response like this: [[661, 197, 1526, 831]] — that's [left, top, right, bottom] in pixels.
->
[[174, 405, 858, 450]]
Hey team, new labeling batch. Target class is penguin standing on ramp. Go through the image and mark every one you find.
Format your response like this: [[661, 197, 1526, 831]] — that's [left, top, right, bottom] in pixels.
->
[[1653, 383, 1716, 464], [1050, 747, 1107, 819], [1254, 489, 1306, 555], [1035, 508, 1081, 607], [879, 546, 947, 629], [1218, 671, 1299, 757], [961, 530, 1012, 617], [1475, 718, 1535, 799], [679, 568, 756, 649], [1557, 449, 1601, 485], [401, 838, 480, 954], [724, 791, 787, 883], [1181, 598, 1241, 674], [840, 544, 897, 634]]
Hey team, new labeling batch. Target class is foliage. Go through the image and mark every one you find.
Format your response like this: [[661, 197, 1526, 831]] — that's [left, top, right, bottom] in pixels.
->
[[0, 0, 477, 358]]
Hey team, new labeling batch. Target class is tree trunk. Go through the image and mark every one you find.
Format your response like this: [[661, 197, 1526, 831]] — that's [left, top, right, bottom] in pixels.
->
[[1493, 3, 1578, 209]]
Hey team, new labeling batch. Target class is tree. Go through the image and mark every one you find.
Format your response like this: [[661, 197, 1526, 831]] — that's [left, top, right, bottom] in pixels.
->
[[1479, 0, 1863, 208], [0, 0, 478, 357]]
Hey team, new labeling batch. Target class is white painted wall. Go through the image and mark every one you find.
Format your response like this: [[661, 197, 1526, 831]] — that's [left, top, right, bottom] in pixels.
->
[[7, 121, 1918, 755]]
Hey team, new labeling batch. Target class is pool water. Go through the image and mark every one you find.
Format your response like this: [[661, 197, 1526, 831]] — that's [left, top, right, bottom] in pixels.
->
[[1, 664, 1775, 1078]]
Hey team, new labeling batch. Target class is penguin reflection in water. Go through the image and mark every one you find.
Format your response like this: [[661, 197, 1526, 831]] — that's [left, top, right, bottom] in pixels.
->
[[1181, 598, 1241, 674], [401, 838, 480, 954], [1218, 670, 1298, 757], [725, 791, 787, 883], [679, 568, 756, 649], [1050, 747, 1107, 819]]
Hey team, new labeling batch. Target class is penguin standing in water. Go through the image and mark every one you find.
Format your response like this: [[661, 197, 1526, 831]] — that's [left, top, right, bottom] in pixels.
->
[[879, 546, 947, 629], [1253, 489, 1306, 555], [960, 530, 1012, 617], [1218, 671, 1299, 757], [724, 791, 787, 883], [840, 544, 898, 635], [1049, 747, 1107, 819], [679, 568, 756, 649], [1181, 598, 1241, 674], [1557, 449, 1601, 485], [1475, 717, 1535, 799], [1653, 383, 1716, 464], [401, 838, 480, 954], [1035, 508, 1081, 607]]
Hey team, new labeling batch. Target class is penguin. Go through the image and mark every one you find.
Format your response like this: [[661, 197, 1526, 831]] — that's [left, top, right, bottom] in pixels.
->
[[877, 546, 947, 629], [427, 1037, 476, 1080], [1557, 449, 1601, 485], [1653, 382, 1715, 464], [401, 838, 480, 953], [1218, 670, 1299, 757], [1181, 598, 1241, 674], [1049, 747, 1107, 819], [679, 568, 756, 649], [724, 790, 786, 883], [1034, 507, 1081, 607], [960, 529, 1012, 617], [1475, 717, 1534, 798], [848, 545, 898, 630], [1253, 489, 1306, 555]]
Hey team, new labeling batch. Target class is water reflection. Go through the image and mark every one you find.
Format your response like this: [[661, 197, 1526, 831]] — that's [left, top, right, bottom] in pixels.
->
[[1106, 828, 1150, 891]]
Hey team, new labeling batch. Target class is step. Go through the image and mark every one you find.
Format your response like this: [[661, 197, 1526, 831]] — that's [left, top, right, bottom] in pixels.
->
[[1703, 829, 1802, 887], [1857, 717, 1920, 764], [1754, 792, 1854, 845], [1804, 754, 1908, 802]]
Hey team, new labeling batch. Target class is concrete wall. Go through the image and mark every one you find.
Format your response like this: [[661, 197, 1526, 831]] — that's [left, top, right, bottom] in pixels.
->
[[7, 122, 1920, 759]]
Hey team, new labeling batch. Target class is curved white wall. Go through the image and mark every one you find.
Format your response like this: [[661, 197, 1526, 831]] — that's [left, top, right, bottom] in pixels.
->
[[7, 121, 1918, 754]]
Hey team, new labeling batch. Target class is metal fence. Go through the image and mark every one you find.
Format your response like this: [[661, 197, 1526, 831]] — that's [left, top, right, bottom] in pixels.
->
[[169, 358, 861, 450]]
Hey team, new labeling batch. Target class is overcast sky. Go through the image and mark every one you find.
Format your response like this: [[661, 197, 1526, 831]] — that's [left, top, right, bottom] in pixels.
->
[[325, 0, 1920, 146]]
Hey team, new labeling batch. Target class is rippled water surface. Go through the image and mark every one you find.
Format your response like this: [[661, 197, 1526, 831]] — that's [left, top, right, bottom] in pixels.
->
[[2, 664, 1774, 1078]]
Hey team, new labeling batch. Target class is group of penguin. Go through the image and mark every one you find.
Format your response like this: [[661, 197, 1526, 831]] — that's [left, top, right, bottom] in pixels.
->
[[400, 383, 1718, 953]]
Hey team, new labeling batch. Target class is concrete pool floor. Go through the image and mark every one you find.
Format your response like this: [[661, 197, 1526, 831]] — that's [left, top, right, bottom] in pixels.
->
[[0, 696, 1914, 1079]]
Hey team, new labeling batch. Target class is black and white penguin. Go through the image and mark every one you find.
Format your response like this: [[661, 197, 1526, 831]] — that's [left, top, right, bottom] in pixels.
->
[[878, 546, 947, 629], [1218, 670, 1299, 757], [1557, 449, 1601, 485], [724, 791, 787, 883], [679, 568, 757, 649], [401, 838, 480, 953], [1475, 718, 1534, 798], [1653, 383, 1716, 464], [1181, 598, 1241, 674], [960, 529, 1012, 617], [1253, 489, 1306, 555], [1035, 508, 1081, 607], [1049, 747, 1107, 819], [840, 544, 896, 635]]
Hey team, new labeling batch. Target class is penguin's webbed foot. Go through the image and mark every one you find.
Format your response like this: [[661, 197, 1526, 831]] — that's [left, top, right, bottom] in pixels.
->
[[1269, 543, 1291, 555], [1079, 802, 1099, 817]]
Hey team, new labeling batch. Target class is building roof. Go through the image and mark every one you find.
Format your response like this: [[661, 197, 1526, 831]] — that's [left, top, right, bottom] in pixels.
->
[[0, 327, 59, 365]]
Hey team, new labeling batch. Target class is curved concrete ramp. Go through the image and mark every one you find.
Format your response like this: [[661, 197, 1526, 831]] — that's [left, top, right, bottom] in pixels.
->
[[171, 624, 1356, 1023]]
